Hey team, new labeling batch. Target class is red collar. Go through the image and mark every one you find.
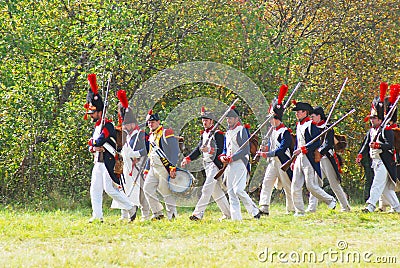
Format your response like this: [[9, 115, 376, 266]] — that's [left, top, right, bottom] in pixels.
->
[[316, 120, 325, 127], [275, 123, 285, 131], [297, 117, 311, 125], [94, 118, 112, 127], [205, 125, 214, 133], [129, 125, 140, 135], [385, 123, 398, 130]]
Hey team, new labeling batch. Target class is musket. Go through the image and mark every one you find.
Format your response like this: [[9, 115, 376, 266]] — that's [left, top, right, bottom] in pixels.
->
[[126, 157, 147, 197], [280, 108, 356, 171], [325, 77, 348, 126], [101, 73, 112, 128], [372, 94, 400, 143], [253, 82, 302, 162], [202, 98, 239, 147], [214, 113, 274, 179]]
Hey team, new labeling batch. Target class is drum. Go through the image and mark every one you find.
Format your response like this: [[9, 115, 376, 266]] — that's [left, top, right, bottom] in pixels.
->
[[168, 168, 194, 193]]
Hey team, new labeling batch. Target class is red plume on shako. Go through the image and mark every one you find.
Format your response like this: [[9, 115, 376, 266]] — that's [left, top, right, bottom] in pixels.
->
[[380, 82, 388, 102], [84, 74, 104, 120], [117, 90, 129, 111]]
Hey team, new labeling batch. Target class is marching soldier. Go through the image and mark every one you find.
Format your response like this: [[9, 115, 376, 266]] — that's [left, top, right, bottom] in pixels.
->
[[219, 107, 261, 220], [181, 107, 231, 221], [143, 110, 180, 220], [110, 90, 151, 221], [357, 83, 400, 213], [290, 101, 337, 216], [307, 106, 351, 212], [84, 74, 137, 223], [256, 85, 295, 215]]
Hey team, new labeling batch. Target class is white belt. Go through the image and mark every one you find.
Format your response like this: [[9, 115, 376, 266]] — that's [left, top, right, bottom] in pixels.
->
[[103, 142, 117, 157]]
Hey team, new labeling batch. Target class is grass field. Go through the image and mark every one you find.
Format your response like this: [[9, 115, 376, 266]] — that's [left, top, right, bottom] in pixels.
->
[[1, 202, 400, 267]]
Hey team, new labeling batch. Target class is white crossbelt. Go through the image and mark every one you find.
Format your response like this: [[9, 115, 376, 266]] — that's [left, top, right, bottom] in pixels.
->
[[103, 140, 117, 157]]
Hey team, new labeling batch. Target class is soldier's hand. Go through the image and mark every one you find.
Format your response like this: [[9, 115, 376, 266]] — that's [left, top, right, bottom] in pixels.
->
[[93, 146, 105, 152], [200, 145, 208, 152], [169, 168, 177, 179], [293, 149, 301, 156], [262, 145, 269, 152], [256, 151, 267, 159], [370, 142, 381, 149], [181, 158, 189, 167]]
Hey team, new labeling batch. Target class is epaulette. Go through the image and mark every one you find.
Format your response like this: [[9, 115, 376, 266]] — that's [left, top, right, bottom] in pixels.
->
[[244, 123, 251, 129], [200, 130, 204, 135], [102, 127, 110, 138], [287, 128, 293, 133], [164, 128, 175, 138], [216, 130, 225, 135]]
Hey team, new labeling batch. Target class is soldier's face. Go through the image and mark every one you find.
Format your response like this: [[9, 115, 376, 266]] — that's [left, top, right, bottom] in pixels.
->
[[271, 118, 280, 127], [226, 116, 239, 128], [89, 111, 101, 122], [202, 118, 213, 129], [310, 113, 321, 123], [295, 110, 307, 120], [370, 116, 381, 128], [122, 122, 136, 132], [147, 120, 160, 131]]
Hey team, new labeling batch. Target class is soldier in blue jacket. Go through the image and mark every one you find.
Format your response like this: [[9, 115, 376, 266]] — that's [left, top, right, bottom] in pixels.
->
[[85, 74, 137, 223], [143, 110, 180, 220], [181, 107, 230, 221], [290, 102, 336, 216]]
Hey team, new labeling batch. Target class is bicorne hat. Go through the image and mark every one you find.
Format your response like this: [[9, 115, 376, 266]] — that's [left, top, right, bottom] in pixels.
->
[[146, 109, 160, 121], [292, 101, 313, 113], [200, 106, 214, 120], [311, 106, 326, 121]]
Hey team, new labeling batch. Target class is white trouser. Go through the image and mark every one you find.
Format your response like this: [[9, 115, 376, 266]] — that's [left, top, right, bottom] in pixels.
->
[[366, 159, 400, 210], [111, 158, 151, 219], [143, 164, 177, 219], [90, 162, 134, 219], [225, 160, 259, 220], [259, 158, 294, 213], [291, 154, 334, 214], [192, 162, 230, 219], [307, 156, 350, 212]]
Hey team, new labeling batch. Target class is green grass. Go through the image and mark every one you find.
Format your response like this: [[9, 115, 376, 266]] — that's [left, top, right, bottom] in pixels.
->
[[1, 203, 400, 267]]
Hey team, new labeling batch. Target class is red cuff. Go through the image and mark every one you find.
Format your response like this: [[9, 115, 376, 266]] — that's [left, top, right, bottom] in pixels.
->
[[218, 154, 226, 161], [300, 146, 308, 154], [371, 142, 381, 149], [184, 156, 191, 164], [227, 156, 233, 163], [88, 138, 94, 146]]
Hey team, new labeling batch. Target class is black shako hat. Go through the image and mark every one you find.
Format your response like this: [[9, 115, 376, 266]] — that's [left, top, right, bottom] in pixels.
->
[[85, 74, 104, 115]]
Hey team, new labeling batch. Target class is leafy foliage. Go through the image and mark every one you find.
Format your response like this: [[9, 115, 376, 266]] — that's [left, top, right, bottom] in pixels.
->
[[0, 0, 398, 206]]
